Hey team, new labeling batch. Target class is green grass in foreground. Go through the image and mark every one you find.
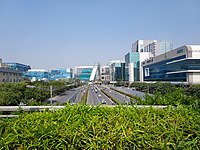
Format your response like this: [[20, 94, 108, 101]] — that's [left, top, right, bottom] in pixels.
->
[[0, 105, 199, 149]]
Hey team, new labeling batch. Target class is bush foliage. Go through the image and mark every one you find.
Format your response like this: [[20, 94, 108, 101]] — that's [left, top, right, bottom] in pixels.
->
[[0, 81, 77, 106], [129, 82, 200, 108], [0, 105, 199, 149]]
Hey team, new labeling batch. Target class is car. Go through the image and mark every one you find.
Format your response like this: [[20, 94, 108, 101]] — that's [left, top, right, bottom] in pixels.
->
[[101, 99, 106, 104], [98, 94, 101, 98], [131, 87, 136, 90], [95, 89, 98, 93], [70, 103, 76, 106]]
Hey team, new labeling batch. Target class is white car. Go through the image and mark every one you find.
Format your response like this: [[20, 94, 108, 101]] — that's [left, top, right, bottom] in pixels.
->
[[98, 94, 101, 98], [101, 99, 106, 104], [131, 87, 136, 90]]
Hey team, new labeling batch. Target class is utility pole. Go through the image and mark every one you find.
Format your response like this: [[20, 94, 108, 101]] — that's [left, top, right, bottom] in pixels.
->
[[50, 85, 53, 104]]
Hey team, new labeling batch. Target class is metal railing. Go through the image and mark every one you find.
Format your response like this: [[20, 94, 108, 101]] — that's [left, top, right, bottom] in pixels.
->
[[0, 106, 65, 118]]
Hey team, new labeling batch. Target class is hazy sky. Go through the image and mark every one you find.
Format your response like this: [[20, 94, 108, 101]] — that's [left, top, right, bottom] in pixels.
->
[[0, 0, 199, 69]]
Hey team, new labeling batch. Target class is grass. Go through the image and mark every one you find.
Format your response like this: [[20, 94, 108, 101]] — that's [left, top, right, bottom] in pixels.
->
[[0, 104, 199, 149]]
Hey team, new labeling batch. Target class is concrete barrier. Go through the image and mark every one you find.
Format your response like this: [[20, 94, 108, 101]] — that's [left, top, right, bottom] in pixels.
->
[[0, 106, 65, 112]]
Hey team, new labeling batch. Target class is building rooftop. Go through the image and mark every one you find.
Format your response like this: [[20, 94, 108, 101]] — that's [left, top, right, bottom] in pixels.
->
[[0, 67, 22, 74], [4, 62, 30, 66], [28, 69, 48, 72]]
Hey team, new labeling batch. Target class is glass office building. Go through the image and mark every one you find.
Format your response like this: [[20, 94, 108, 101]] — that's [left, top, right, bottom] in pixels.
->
[[130, 40, 173, 82], [50, 68, 73, 80], [75, 65, 101, 82], [4, 63, 31, 72], [142, 45, 200, 84], [109, 60, 125, 81], [75, 66, 93, 81], [24, 69, 50, 81], [125, 52, 140, 82]]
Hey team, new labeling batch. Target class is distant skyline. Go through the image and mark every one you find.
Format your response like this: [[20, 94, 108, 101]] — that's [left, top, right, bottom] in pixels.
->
[[0, 0, 200, 69]]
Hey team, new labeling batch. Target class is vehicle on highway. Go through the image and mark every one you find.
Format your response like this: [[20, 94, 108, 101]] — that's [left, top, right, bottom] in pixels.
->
[[101, 99, 106, 104], [131, 87, 136, 90], [95, 89, 98, 93], [98, 94, 101, 98], [70, 103, 76, 106]]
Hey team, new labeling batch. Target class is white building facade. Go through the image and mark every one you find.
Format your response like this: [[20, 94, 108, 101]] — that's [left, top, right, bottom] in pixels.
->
[[101, 66, 110, 82]]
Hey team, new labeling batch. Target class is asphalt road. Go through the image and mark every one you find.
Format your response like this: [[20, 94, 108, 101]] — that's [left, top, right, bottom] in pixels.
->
[[46, 86, 84, 104], [87, 85, 114, 105], [72, 86, 88, 103], [46, 85, 146, 106], [112, 86, 153, 99], [101, 85, 130, 104]]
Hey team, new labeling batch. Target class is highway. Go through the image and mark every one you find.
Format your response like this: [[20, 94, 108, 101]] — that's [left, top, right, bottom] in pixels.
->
[[112, 86, 153, 99], [87, 85, 114, 105], [46, 84, 147, 106], [71, 86, 88, 103], [46, 86, 86, 104], [101, 85, 130, 104]]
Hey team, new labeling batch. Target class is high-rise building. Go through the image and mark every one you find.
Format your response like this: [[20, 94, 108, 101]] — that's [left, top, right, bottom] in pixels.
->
[[109, 60, 125, 81], [142, 45, 200, 84], [132, 40, 156, 52], [125, 52, 140, 82], [132, 40, 173, 55], [146, 41, 173, 56], [126, 40, 173, 82], [101, 66, 110, 82]]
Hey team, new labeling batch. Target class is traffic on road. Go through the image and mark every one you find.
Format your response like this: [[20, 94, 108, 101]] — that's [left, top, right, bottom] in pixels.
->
[[47, 84, 149, 106]]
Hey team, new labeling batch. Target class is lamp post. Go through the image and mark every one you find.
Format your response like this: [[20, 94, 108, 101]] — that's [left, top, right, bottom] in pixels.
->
[[26, 85, 53, 104], [50, 85, 53, 104]]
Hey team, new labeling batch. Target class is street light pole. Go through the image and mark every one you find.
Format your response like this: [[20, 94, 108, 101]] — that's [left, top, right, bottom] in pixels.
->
[[50, 85, 53, 104]]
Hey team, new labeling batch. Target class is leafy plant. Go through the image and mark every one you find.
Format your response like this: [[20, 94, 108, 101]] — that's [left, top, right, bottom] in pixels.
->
[[0, 105, 199, 149], [0, 81, 77, 106]]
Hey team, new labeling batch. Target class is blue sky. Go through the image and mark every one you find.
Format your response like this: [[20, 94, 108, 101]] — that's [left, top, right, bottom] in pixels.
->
[[0, 0, 199, 69]]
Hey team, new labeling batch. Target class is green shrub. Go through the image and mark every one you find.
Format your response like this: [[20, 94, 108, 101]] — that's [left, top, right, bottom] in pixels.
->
[[0, 81, 76, 106], [185, 84, 200, 99], [130, 82, 177, 94], [136, 88, 199, 108], [0, 105, 199, 149]]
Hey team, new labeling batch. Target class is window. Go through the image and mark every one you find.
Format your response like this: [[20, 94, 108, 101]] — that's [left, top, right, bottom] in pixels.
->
[[145, 68, 149, 76], [177, 49, 183, 54]]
